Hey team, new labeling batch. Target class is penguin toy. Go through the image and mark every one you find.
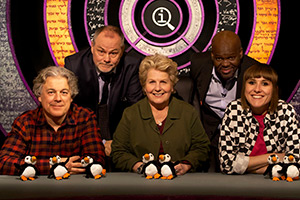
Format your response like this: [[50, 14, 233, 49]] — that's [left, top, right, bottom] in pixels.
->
[[48, 155, 70, 180], [140, 153, 160, 179], [14, 156, 39, 181], [81, 156, 106, 179], [263, 154, 283, 181], [158, 153, 177, 180], [279, 154, 300, 182]]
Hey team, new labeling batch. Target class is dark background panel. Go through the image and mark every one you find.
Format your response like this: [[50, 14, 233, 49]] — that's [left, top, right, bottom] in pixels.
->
[[10, 0, 54, 89]]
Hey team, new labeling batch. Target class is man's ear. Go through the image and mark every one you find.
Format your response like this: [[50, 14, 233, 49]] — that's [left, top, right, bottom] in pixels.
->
[[239, 48, 243, 59], [211, 51, 214, 60]]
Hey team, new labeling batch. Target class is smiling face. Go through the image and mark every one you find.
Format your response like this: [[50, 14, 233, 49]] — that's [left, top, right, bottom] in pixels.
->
[[211, 47, 243, 81], [38, 76, 73, 124], [211, 31, 243, 82], [244, 77, 273, 115], [144, 69, 174, 110], [91, 30, 124, 73]]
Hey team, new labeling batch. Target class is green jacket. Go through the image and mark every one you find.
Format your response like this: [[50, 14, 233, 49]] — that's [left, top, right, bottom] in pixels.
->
[[111, 97, 210, 172]]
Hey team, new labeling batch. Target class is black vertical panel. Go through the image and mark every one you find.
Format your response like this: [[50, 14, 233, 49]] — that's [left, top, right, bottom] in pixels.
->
[[70, 0, 90, 51], [9, 0, 54, 89]]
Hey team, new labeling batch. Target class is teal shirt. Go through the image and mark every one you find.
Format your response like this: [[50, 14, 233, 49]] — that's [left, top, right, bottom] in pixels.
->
[[111, 97, 210, 172]]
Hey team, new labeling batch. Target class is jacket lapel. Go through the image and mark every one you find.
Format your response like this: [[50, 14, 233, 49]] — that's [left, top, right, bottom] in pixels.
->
[[139, 98, 159, 134], [162, 97, 180, 134]]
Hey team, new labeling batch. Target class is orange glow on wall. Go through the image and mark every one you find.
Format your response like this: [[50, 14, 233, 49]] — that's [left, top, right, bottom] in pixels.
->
[[247, 0, 280, 64], [45, 0, 76, 66]]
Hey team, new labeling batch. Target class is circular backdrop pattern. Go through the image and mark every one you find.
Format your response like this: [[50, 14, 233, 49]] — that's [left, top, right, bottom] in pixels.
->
[[119, 0, 204, 59]]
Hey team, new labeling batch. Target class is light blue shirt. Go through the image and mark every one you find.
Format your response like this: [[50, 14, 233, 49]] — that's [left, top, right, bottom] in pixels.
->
[[205, 67, 238, 118]]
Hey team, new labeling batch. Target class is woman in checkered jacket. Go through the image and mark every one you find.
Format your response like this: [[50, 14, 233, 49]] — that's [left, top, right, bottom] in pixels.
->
[[219, 63, 300, 174]]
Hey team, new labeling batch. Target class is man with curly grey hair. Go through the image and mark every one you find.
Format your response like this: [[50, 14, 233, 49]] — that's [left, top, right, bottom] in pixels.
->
[[0, 66, 105, 175]]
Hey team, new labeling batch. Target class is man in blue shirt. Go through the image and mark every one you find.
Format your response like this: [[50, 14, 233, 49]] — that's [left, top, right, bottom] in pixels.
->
[[190, 30, 259, 172]]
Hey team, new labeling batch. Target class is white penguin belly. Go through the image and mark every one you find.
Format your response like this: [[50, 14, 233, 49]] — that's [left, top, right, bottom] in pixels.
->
[[145, 163, 158, 176], [90, 164, 103, 176], [272, 165, 282, 177], [161, 165, 172, 177], [54, 165, 68, 177], [287, 165, 299, 178], [22, 166, 35, 177]]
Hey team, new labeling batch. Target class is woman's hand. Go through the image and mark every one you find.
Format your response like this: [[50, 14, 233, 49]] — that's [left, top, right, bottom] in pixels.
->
[[132, 161, 144, 173], [174, 163, 191, 176]]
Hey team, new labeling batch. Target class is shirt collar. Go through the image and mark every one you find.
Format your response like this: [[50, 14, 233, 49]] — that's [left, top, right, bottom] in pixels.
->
[[140, 96, 181, 120]]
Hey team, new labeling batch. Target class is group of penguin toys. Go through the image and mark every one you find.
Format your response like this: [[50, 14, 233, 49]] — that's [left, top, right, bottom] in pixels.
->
[[15, 155, 105, 181], [141, 153, 178, 180], [49, 155, 106, 180], [263, 154, 300, 182]]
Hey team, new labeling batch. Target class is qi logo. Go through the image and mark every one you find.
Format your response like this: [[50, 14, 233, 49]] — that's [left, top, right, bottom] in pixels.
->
[[144, 0, 181, 38], [119, 0, 203, 58], [153, 7, 175, 30]]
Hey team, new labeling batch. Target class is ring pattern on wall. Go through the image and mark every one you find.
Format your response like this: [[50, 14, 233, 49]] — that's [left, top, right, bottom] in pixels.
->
[[43, 0, 280, 71]]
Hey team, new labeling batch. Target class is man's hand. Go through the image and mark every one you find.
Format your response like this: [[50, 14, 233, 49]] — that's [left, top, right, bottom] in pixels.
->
[[62, 156, 85, 174]]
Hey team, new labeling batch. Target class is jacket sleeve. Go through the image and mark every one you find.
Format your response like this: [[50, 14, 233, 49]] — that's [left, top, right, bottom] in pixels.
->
[[180, 109, 210, 169], [111, 109, 140, 172], [283, 103, 300, 159], [219, 102, 249, 174]]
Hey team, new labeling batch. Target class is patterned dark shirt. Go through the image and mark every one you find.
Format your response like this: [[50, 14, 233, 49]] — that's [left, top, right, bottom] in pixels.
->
[[0, 103, 105, 175], [219, 99, 300, 174]]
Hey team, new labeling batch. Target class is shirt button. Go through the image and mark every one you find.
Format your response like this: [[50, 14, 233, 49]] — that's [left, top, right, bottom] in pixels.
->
[[165, 141, 169, 145]]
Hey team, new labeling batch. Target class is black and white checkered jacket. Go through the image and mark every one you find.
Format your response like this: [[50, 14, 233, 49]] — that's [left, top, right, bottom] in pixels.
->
[[219, 99, 300, 174]]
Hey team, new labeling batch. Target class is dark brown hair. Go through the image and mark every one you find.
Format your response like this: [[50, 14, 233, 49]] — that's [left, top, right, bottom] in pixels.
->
[[241, 63, 278, 113]]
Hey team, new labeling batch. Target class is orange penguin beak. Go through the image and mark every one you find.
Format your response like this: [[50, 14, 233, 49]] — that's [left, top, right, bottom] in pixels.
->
[[52, 156, 57, 163], [289, 155, 294, 162], [272, 156, 277, 162], [84, 157, 90, 163], [144, 154, 150, 160], [159, 155, 164, 161], [31, 156, 37, 163]]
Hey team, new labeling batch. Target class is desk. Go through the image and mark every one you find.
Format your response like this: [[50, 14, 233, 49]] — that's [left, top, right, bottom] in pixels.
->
[[0, 173, 300, 200]]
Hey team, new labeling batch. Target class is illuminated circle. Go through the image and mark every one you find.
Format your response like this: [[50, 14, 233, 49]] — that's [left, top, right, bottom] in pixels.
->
[[119, 0, 204, 58], [141, 0, 182, 38]]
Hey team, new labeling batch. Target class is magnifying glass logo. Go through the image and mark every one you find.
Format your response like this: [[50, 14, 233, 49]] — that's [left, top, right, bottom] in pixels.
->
[[152, 7, 175, 31]]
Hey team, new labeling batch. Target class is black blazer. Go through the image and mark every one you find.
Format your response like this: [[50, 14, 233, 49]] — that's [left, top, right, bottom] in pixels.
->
[[190, 51, 259, 147], [65, 48, 144, 137]]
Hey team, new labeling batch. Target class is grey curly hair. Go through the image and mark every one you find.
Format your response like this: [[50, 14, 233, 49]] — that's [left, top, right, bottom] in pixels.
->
[[33, 66, 79, 99]]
